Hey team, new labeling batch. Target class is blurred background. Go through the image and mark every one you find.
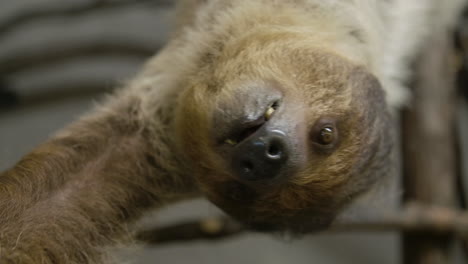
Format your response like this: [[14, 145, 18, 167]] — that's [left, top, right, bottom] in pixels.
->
[[0, 1, 467, 263]]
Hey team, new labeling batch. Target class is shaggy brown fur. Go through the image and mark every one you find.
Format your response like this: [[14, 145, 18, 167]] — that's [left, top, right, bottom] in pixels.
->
[[0, 94, 198, 263], [0, 0, 464, 263]]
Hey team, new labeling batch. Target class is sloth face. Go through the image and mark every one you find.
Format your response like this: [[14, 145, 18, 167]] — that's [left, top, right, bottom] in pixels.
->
[[175, 34, 393, 232]]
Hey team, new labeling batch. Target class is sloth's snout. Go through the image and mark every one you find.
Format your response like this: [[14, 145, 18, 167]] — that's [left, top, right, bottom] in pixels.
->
[[231, 128, 290, 181], [215, 83, 305, 182]]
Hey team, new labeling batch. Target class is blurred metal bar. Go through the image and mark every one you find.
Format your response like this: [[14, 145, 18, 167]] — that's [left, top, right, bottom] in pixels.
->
[[0, 83, 18, 108], [0, 38, 157, 75], [0, 0, 173, 38]]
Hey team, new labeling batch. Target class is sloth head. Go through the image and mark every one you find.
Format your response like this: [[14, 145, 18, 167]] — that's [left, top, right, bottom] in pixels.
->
[[175, 33, 393, 233]]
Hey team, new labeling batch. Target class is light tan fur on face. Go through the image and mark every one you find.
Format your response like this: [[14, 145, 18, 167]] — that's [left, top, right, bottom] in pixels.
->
[[174, 27, 392, 229]]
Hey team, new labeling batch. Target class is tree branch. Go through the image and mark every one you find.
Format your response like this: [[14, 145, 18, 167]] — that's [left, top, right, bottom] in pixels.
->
[[135, 204, 468, 246], [136, 217, 246, 245], [401, 13, 459, 264]]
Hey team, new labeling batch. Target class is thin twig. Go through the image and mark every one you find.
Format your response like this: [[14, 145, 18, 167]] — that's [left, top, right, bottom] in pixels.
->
[[136, 217, 246, 245], [330, 204, 468, 235], [135, 204, 468, 246], [0, 0, 172, 37]]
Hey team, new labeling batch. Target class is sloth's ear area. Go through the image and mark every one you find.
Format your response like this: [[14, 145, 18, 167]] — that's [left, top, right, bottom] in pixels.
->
[[349, 67, 387, 108], [348, 66, 392, 142], [342, 66, 394, 190]]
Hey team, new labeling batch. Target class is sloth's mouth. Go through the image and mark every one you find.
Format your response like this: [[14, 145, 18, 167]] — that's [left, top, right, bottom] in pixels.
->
[[224, 100, 280, 146], [224, 118, 265, 146]]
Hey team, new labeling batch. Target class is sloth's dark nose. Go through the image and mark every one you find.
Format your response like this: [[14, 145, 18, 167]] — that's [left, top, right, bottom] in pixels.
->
[[231, 129, 289, 181]]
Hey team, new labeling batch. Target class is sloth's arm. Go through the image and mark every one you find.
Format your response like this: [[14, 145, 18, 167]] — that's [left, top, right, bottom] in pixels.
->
[[0, 95, 195, 263]]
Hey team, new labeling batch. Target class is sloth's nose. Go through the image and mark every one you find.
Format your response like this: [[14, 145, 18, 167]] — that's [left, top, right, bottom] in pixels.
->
[[231, 129, 289, 181]]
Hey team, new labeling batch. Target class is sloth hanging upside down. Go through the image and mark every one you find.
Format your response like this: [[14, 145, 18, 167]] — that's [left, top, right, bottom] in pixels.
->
[[0, 0, 464, 263]]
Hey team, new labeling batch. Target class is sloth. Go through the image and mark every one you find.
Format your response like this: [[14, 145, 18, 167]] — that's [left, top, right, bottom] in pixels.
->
[[175, 35, 393, 231], [0, 0, 464, 263]]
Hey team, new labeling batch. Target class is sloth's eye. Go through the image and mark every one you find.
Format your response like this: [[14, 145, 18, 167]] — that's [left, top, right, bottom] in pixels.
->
[[318, 126, 335, 145], [311, 119, 338, 150]]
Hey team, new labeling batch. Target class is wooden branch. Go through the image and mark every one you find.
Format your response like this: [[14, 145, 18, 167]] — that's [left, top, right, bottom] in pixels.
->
[[330, 204, 468, 235], [0, 0, 172, 37], [456, 9, 468, 260], [136, 217, 246, 245], [135, 204, 468, 246], [0, 39, 157, 75], [401, 20, 459, 264]]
